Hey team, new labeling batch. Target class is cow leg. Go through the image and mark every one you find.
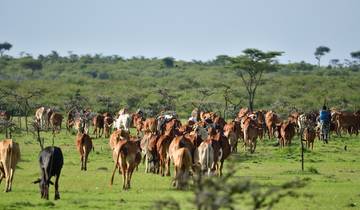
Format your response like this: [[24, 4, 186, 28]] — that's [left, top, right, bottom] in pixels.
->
[[127, 165, 135, 189], [84, 151, 88, 171], [7, 167, 15, 192], [81, 154, 84, 170], [219, 160, 224, 176], [0, 163, 5, 185], [165, 157, 170, 177], [3, 163, 11, 192], [54, 173, 61, 200], [173, 166, 179, 188]]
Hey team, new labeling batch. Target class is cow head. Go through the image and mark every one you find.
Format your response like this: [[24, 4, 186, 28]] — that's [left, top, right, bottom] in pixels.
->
[[33, 178, 53, 200]]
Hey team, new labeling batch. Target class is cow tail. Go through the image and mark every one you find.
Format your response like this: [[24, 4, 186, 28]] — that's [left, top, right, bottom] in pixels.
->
[[110, 147, 121, 186]]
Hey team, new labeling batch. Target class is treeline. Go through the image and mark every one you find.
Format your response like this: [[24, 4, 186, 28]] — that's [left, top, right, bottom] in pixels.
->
[[1, 45, 360, 119]]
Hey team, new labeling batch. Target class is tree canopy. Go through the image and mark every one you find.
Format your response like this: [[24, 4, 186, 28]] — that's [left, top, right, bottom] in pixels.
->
[[0, 42, 12, 56], [229, 48, 283, 111], [314, 46, 331, 66]]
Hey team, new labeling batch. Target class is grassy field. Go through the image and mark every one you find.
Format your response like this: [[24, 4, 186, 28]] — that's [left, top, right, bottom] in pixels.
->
[[0, 127, 359, 210]]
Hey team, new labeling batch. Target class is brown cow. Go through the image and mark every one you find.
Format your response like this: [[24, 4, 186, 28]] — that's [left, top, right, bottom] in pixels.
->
[[237, 107, 250, 119], [169, 136, 196, 166], [241, 116, 259, 153], [223, 122, 238, 153], [109, 129, 130, 150], [277, 120, 296, 147], [93, 114, 105, 138], [110, 140, 142, 190], [265, 111, 280, 139], [303, 127, 316, 150], [208, 127, 231, 176], [157, 134, 173, 176], [333, 111, 359, 136], [75, 133, 93, 171], [143, 118, 157, 134], [103, 113, 114, 138], [172, 147, 192, 190], [131, 113, 144, 136], [0, 139, 20, 192], [50, 112, 63, 133]]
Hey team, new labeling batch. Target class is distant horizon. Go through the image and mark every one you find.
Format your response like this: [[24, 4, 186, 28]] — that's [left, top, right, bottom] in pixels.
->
[[2, 45, 355, 65], [1, 0, 359, 65]]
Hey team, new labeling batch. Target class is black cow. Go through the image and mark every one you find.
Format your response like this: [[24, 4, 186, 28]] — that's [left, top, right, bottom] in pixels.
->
[[33, 146, 63, 200]]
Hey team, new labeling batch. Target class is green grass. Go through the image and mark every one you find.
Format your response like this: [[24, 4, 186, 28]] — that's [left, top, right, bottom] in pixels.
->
[[0, 128, 359, 210]]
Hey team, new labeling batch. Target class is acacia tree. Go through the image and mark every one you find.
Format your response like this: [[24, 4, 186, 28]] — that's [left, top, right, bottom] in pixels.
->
[[0, 88, 43, 133], [351, 51, 360, 62], [229, 48, 283, 111], [314, 46, 330, 67], [0, 42, 12, 57]]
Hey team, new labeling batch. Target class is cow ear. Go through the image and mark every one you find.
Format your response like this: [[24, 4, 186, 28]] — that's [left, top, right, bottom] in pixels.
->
[[49, 181, 54, 185], [33, 178, 41, 184]]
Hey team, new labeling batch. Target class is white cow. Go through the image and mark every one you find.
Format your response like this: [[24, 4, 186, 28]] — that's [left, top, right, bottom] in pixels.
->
[[195, 141, 214, 176], [35, 106, 47, 129], [114, 113, 132, 131]]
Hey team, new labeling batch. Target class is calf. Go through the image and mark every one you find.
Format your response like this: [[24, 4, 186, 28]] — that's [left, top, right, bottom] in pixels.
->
[[172, 147, 192, 190], [33, 146, 63, 200], [50, 112, 63, 133], [76, 133, 93, 171], [0, 139, 20, 192], [110, 140, 142, 190]]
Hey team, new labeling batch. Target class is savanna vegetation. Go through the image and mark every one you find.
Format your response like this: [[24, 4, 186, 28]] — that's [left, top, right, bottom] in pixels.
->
[[1, 44, 360, 119], [0, 127, 359, 210], [1, 43, 360, 209]]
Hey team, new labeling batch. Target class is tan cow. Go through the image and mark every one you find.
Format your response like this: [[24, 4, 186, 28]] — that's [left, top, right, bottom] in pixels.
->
[[265, 111, 279, 139], [242, 116, 259, 153], [109, 129, 130, 150], [0, 139, 20, 192], [172, 147, 192, 190], [142, 118, 157, 134], [110, 140, 142, 190], [75, 133, 93, 171], [223, 122, 238, 153]]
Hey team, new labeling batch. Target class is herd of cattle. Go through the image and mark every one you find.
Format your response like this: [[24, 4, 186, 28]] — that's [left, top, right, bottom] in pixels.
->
[[0, 106, 359, 200]]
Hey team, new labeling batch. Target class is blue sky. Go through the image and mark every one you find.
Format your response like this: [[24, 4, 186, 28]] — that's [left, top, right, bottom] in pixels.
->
[[1, 0, 359, 64]]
